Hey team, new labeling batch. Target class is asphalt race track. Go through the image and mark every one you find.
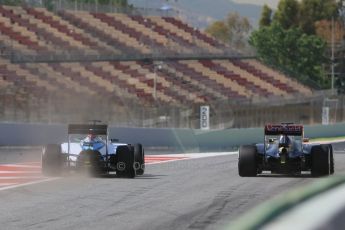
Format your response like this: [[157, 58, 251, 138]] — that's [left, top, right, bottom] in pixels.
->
[[0, 142, 345, 230]]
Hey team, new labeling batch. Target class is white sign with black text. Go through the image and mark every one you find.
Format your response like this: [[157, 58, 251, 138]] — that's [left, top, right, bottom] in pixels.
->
[[322, 107, 329, 125], [200, 106, 210, 130]]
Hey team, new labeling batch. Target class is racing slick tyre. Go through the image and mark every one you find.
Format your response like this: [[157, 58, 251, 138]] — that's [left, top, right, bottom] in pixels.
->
[[76, 150, 104, 176], [329, 144, 334, 175], [42, 144, 62, 176], [134, 144, 145, 175], [116, 145, 136, 178], [238, 145, 258, 177], [328, 144, 334, 175], [311, 145, 332, 177]]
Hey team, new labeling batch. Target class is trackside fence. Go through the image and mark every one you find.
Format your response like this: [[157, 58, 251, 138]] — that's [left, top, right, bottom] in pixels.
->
[[0, 122, 344, 152]]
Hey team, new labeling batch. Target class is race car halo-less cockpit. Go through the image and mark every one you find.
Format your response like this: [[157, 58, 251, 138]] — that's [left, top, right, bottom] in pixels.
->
[[238, 123, 334, 177], [42, 122, 145, 178]]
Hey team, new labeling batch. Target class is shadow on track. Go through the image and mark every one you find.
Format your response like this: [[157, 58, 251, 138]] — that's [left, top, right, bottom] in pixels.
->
[[256, 173, 314, 178], [98, 173, 166, 179]]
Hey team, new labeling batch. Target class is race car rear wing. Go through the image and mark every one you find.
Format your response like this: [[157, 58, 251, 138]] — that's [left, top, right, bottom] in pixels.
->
[[68, 124, 108, 135], [265, 124, 303, 136]]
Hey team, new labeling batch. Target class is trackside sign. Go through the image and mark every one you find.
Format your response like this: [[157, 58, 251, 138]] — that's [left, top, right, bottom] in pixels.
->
[[200, 106, 210, 130], [322, 107, 329, 125]]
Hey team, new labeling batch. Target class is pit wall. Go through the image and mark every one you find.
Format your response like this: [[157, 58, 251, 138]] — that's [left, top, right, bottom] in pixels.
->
[[0, 123, 344, 152]]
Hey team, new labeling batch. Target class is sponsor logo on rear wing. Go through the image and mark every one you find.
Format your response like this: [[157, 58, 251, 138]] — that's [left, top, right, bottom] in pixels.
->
[[68, 124, 108, 135], [265, 124, 303, 136]]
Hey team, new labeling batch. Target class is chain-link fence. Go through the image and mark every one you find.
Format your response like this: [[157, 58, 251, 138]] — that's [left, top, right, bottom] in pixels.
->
[[1, 83, 344, 128], [8, 46, 248, 64]]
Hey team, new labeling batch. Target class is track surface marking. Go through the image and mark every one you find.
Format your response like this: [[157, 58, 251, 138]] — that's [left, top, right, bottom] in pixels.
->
[[0, 145, 344, 230], [0, 153, 234, 190]]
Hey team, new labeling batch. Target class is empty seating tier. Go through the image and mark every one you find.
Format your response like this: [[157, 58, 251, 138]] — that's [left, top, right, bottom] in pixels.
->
[[0, 5, 313, 116]]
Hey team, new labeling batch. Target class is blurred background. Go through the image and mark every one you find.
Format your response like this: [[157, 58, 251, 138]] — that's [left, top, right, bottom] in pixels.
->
[[0, 0, 344, 129]]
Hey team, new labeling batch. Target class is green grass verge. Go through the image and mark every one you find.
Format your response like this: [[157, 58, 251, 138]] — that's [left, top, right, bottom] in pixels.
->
[[227, 176, 345, 230]]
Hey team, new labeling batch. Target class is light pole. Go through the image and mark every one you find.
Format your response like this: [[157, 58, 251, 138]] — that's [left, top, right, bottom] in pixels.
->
[[153, 62, 162, 100], [153, 69, 157, 100], [331, 17, 335, 93]]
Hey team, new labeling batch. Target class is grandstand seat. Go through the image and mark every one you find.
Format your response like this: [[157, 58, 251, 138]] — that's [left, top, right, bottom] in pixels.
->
[[0, 5, 315, 123], [199, 60, 274, 98], [232, 60, 298, 94], [27, 8, 97, 48], [130, 16, 194, 51], [162, 16, 223, 47]]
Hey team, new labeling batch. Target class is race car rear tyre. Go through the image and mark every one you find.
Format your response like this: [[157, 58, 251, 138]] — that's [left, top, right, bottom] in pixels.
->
[[42, 144, 62, 176], [116, 145, 136, 178], [330, 144, 334, 175], [311, 145, 332, 177], [238, 145, 258, 177], [134, 143, 145, 175]]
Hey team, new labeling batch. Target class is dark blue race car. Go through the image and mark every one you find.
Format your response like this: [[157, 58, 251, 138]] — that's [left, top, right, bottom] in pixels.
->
[[238, 123, 334, 177]]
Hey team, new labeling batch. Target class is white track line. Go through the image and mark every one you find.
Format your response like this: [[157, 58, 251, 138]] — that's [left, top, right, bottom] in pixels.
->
[[0, 152, 238, 191], [0, 176, 47, 179], [147, 152, 237, 158], [0, 164, 41, 168], [0, 162, 41, 166], [0, 171, 40, 174], [0, 183, 18, 186], [146, 152, 238, 165], [146, 158, 190, 165], [0, 178, 58, 191]]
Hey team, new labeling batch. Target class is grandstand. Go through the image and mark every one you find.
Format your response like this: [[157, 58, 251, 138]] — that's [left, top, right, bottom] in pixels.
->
[[0, 4, 331, 128]]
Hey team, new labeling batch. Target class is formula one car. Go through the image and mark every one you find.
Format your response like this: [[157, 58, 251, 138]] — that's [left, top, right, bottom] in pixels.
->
[[238, 123, 334, 177], [42, 122, 145, 178]]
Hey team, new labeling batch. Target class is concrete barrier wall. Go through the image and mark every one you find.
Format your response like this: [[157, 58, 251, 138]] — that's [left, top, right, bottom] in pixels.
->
[[304, 123, 345, 138], [0, 123, 199, 152], [194, 123, 345, 151], [195, 128, 263, 151], [0, 123, 66, 146], [0, 123, 344, 152], [110, 127, 199, 152]]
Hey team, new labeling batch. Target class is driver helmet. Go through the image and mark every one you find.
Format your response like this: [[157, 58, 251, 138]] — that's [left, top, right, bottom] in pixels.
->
[[84, 134, 96, 143]]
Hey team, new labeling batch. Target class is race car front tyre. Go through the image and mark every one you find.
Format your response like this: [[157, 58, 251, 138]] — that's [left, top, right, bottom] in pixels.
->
[[238, 145, 258, 177], [311, 145, 332, 177], [116, 145, 136, 178], [134, 143, 145, 175], [42, 144, 62, 176]]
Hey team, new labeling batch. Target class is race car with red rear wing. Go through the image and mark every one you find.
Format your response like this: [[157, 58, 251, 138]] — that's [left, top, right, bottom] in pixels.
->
[[41, 122, 145, 178], [238, 123, 334, 177]]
